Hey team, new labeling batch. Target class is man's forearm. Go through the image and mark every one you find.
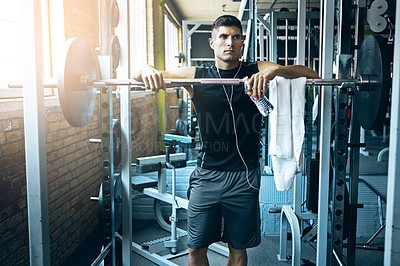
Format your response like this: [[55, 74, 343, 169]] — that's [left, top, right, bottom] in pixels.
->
[[273, 65, 320, 79]]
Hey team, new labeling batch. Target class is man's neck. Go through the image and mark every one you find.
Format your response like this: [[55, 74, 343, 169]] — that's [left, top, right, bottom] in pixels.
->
[[215, 60, 240, 70]]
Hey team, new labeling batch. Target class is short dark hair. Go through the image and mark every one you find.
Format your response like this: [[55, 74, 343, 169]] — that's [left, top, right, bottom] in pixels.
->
[[212, 15, 242, 36]]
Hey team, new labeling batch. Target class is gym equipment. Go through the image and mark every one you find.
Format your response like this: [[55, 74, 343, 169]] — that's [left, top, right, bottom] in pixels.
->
[[111, 35, 120, 68], [130, 134, 228, 265], [57, 38, 97, 127], [354, 35, 391, 131], [170, 92, 187, 136], [111, 0, 119, 28], [366, 0, 389, 33], [91, 120, 121, 168], [278, 35, 392, 266], [13, 34, 392, 266], [9, 36, 390, 129], [112, 119, 122, 168], [96, 173, 122, 233], [132, 141, 189, 263]]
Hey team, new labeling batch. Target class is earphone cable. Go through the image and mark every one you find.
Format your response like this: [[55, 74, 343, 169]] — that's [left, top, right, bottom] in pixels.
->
[[216, 64, 259, 191]]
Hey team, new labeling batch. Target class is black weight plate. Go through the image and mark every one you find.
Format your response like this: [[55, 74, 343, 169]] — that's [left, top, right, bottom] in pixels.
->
[[113, 174, 122, 232], [355, 35, 391, 130], [112, 119, 122, 168], [97, 183, 106, 233], [58, 38, 97, 127], [98, 173, 122, 233]]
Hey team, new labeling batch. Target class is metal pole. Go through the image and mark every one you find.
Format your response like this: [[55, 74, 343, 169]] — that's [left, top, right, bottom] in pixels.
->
[[384, 2, 400, 265], [270, 11, 277, 63], [116, 0, 133, 264], [120, 84, 132, 265], [259, 24, 265, 60], [297, 0, 306, 65], [331, 56, 352, 264], [353, 0, 366, 76], [293, 0, 307, 214], [248, 0, 257, 62], [317, 0, 335, 265], [22, 0, 50, 264], [285, 18, 288, 66]]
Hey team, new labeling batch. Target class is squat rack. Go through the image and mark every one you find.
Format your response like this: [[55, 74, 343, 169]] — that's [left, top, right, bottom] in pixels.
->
[[21, 0, 400, 265]]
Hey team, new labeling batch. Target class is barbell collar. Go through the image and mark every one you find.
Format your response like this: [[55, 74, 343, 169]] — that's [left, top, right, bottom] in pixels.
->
[[357, 74, 381, 91]]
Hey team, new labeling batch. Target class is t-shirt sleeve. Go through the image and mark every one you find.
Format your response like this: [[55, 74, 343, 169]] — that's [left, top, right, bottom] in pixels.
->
[[248, 61, 259, 76], [194, 66, 206, 78]]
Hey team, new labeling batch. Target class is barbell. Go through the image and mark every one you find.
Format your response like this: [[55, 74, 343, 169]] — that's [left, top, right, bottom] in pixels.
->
[[9, 36, 392, 130]]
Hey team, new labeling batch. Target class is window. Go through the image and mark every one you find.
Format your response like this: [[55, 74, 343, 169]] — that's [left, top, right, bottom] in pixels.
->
[[0, 0, 54, 99], [164, 13, 179, 70], [130, 0, 147, 74], [0, 1, 24, 98]]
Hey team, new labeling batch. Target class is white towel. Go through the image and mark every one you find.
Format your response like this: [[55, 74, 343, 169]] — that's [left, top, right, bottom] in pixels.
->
[[268, 76, 306, 191]]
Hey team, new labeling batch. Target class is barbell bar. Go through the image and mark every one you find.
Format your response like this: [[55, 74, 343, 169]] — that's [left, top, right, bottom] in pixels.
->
[[9, 76, 369, 89], [9, 36, 391, 130]]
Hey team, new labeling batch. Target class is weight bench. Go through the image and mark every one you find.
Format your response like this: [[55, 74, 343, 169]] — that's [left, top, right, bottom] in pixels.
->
[[132, 153, 187, 191], [130, 135, 228, 265]]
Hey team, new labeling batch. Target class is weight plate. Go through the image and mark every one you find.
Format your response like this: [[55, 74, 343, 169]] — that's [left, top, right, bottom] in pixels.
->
[[111, 0, 120, 28], [366, 0, 388, 33], [98, 173, 122, 233], [97, 182, 109, 235], [355, 35, 391, 131], [114, 174, 122, 232], [112, 119, 122, 168], [58, 38, 97, 127], [111, 35, 120, 69]]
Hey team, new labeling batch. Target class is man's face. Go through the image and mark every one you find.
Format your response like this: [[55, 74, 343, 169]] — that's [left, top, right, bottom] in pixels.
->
[[209, 26, 243, 65]]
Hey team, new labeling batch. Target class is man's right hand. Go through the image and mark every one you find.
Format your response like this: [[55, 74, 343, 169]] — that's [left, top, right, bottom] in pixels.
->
[[140, 65, 166, 92]]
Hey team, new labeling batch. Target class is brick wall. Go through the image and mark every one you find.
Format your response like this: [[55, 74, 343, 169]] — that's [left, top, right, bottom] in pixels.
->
[[46, 111, 100, 264], [0, 108, 27, 265], [63, 0, 98, 51]]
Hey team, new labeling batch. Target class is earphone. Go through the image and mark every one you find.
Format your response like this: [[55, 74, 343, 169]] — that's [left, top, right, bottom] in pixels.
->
[[216, 64, 260, 191]]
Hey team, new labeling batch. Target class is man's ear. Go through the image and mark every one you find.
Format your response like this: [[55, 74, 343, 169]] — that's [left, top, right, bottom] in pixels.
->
[[209, 37, 214, 50]]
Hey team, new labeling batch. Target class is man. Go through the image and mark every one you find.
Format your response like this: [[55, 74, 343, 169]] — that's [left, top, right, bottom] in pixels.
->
[[135, 15, 319, 266]]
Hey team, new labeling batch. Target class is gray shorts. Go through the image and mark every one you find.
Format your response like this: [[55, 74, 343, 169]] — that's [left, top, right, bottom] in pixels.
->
[[187, 166, 261, 249]]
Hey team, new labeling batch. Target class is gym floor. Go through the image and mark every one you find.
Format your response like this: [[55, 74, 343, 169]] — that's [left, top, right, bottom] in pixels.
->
[[61, 219, 384, 266]]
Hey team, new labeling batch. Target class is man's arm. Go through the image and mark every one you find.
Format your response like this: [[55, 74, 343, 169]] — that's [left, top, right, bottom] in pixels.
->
[[132, 65, 196, 96], [247, 61, 319, 100]]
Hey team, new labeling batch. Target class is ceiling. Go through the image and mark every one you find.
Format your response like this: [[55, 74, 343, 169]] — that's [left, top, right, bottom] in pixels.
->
[[171, 0, 317, 21], [172, 0, 242, 21]]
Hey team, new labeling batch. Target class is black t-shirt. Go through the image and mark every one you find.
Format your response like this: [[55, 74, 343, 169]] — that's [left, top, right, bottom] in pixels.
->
[[192, 61, 262, 171]]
